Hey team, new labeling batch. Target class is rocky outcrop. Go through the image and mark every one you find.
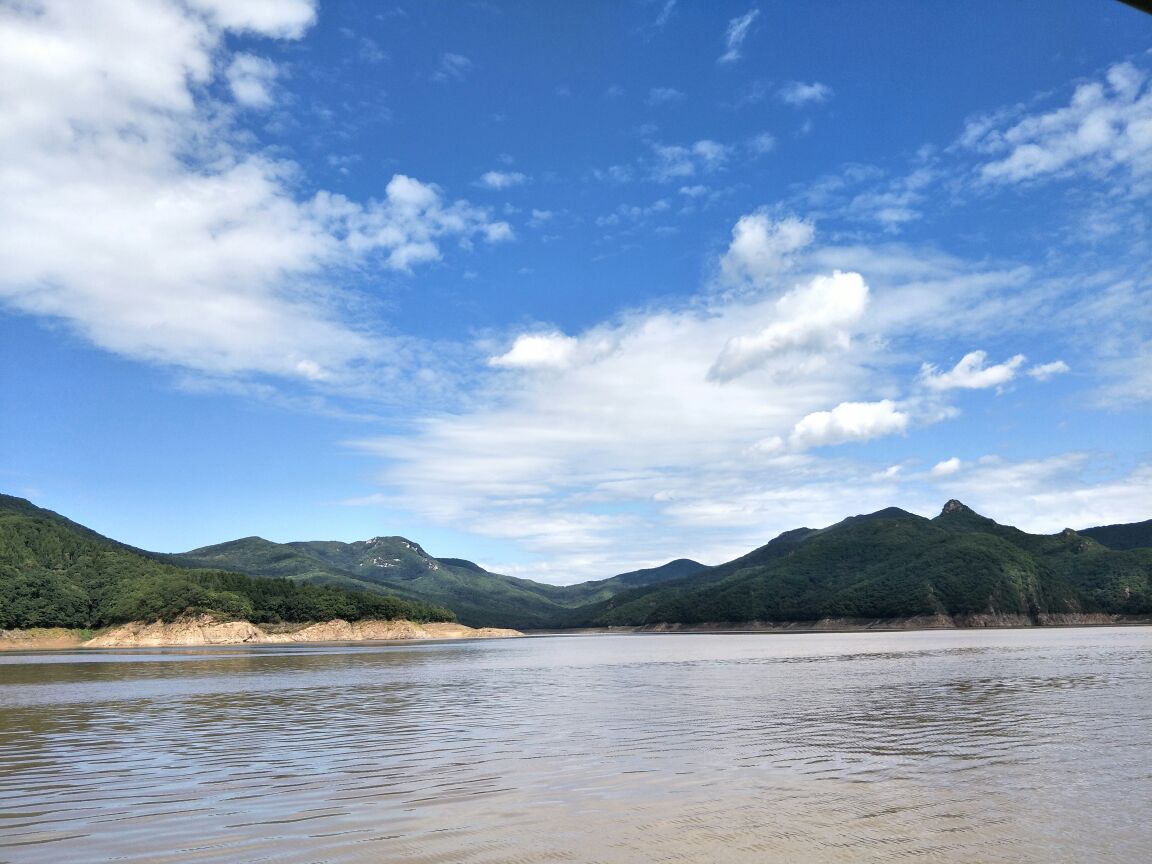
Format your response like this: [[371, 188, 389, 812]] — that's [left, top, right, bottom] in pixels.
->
[[77, 616, 521, 648]]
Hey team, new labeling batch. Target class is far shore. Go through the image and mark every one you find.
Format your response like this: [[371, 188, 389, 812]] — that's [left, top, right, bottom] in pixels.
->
[[0, 617, 522, 651], [6, 612, 1150, 651], [527, 612, 1152, 635]]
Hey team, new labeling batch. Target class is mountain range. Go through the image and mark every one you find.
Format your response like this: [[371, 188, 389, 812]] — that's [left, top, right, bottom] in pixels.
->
[[2, 492, 1150, 631]]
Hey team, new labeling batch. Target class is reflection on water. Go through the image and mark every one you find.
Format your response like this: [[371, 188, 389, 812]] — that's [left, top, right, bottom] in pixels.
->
[[1, 628, 1149, 863]]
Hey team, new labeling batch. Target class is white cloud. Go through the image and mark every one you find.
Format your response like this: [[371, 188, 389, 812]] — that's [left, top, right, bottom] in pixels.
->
[[968, 61, 1152, 184], [788, 400, 909, 450], [0, 0, 509, 383], [650, 140, 731, 181], [709, 270, 869, 381], [187, 0, 316, 38], [488, 332, 579, 370], [433, 52, 472, 82], [226, 53, 278, 108], [719, 9, 759, 64], [719, 213, 814, 287], [477, 170, 528, 189], [1027, 360, 1070, 381], [931, 457, 962, 476], [647, 87, 685, 105], [919, 351, 1025, 391], [778, 81, 833, 107]]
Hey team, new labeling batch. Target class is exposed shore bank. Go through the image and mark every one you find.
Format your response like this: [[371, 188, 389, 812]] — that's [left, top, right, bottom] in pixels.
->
[[533, 612, 1152, 635], [0, 617, 522, 650]]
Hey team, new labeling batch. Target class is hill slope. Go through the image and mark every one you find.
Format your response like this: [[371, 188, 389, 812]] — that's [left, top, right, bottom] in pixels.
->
[[0, 496, 454, 629], [582, 501, 1152, 626], [1080, 519, 1152, 551], [171, 534, 705, 629]]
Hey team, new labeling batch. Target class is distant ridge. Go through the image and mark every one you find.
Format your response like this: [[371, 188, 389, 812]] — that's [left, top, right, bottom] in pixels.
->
[[1080, 519, 1152, 551], [4, 491, 1151, 630], [576, 502, 1152, 627]]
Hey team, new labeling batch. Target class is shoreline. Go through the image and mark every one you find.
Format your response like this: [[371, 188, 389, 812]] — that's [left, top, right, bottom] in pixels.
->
[[5, 613, 1149, 650], [0, 617, 522, 651], [528, 612, 1152, 635]]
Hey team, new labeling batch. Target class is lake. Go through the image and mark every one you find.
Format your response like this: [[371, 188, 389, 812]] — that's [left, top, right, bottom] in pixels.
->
[[0, 628, 1149, 863]]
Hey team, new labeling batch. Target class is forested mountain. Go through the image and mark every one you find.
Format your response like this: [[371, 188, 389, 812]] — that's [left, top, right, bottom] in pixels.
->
[[579, 501, 1152, 626], [4, 492, 1150, 632], [0, 495, 453, 629], [169, 535, 705, 629], [1080, 519, 1152, 551]]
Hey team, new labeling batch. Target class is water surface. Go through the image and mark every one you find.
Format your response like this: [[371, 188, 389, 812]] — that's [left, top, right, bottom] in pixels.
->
[[1, 628, 1149, 862]]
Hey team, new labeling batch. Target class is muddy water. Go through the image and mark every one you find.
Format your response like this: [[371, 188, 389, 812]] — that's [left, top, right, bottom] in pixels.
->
[[0, 628, 1149, 863]]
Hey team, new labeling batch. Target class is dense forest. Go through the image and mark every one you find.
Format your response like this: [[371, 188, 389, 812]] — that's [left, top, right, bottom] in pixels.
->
[[580, 502, 1152, 626], [0, 496, 454, 630], [3, 493, 1151, 631]]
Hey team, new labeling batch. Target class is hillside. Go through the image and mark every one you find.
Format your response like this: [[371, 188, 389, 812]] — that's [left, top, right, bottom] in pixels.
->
[[581, 501, 1152, 627], [170, 534, 705, 629], [0, 496, 454, 630], [5, 492, 1150, 632], [1080, 519, 1152, 551]]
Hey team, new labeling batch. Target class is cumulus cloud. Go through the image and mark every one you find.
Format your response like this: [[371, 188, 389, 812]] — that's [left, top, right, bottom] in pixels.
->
[[709, 271, 869, 382], [919, 351, 1025, 391], [488, 332, 579, 370], [188, 0, 316, 37], [719, 9, 759, 64], [0, 0, 508, 383], [967, 61, 1152, 184], [788, 400, 909, 450], [477, 170, 528, 189], [719, 213, 814, 287], [931, 457, 962, 476], [226, 53, 279, 108], [778, 81, 833, 106]]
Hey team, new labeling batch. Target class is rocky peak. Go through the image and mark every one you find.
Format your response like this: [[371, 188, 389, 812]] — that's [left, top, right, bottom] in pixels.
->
[[940, 499, 973, 516]]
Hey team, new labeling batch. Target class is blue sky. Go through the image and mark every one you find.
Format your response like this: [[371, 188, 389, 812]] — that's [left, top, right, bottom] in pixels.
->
[[2, 0, 1150, 583]]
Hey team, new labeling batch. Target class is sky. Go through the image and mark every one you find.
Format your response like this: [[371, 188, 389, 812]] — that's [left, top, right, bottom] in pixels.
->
[[1, 0, 1151, 584]]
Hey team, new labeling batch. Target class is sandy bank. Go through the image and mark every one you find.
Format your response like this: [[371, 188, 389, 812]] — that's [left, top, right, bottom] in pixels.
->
[[1, 617, 521, 650]]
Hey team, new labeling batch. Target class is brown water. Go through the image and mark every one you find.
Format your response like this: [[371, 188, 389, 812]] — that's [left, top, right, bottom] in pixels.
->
[[0, 628, 1149, 863]]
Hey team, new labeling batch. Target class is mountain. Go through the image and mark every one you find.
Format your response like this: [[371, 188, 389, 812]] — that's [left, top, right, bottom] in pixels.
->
[[6, 491, 1150, 632], [1079, 519, 1152, 551], [169, 534, 705, 629], [0, 495, 454, 630], [579, 501, 1152, 627]]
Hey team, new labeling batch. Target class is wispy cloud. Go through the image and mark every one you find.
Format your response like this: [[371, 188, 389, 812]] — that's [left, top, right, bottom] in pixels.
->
[[647, 86, 685, 106], [432, 52, 473, 82], [476, 170, 529, 189], [226, 54, 280, 108], [719, 9, 759, 64], [777, 81, 833, 106], [964, 62, 1152, 185], [918, 351, 1026, 391]]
